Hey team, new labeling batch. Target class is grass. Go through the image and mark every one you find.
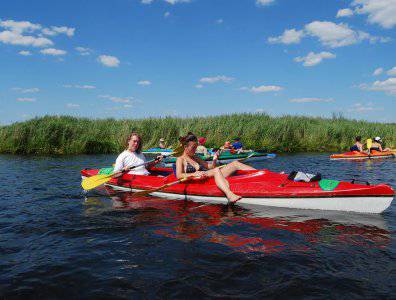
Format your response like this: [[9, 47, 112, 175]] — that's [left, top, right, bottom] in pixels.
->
[[0, 114, 395, 155]]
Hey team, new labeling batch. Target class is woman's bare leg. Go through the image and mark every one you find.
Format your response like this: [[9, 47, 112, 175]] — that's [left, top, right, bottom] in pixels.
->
[[209, 168, 241, 203], [220, 161, 255, 178]]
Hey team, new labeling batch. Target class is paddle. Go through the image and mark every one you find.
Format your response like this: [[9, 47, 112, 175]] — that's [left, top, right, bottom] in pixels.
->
[[81, 144, 184, 191], [132, 152, 255, 197], [366, 138, 372, 154]]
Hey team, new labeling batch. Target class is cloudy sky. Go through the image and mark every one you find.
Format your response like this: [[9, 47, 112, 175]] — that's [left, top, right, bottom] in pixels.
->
[[1, 0, 395, 124]]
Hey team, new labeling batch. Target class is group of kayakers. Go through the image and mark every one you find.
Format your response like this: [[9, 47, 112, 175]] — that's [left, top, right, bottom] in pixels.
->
[[350, 136, 391, 153], [113, 132, 253, 203]]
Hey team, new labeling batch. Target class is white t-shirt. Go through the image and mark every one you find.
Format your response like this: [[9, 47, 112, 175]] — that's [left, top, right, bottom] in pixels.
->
[[113, 150, 150, 175]]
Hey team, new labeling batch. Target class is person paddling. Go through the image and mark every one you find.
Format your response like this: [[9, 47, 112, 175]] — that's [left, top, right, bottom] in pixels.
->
[[370, 137, 391, 152], [114, 132, 162, 175], [350, 136, 363, 152], [175, 132, 255, 203], [196, 137, 209, 156]]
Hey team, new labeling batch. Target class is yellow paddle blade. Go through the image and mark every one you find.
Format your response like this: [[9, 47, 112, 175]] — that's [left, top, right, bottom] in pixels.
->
[[81, 173, 114, 190], [366, 138, 372, 150]]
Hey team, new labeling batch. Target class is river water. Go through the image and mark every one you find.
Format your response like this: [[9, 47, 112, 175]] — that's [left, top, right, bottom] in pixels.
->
[[0, 154, 395, 299]]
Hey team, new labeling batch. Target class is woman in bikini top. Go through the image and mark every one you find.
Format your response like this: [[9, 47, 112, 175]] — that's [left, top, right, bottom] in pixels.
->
[[175, 132, 255, 203]]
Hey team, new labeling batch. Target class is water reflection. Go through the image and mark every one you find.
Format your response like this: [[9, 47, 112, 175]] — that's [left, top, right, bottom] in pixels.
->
[[83, 193, 391, 253]]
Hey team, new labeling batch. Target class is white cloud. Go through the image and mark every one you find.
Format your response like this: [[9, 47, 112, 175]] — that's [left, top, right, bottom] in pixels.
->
[[359, 78, 396, 95], [216, 19, 224, 24], [268, 21, 389, 48], [99, 95, 134, 103], [141, 0, 154, 3], [199, 75, 234, 84], [40, 48, 67, 55], [352, 0, 396, 29], [63, 84, 96, 89], [13, 87, 40, 93], [0, 20, 41, 33], [336, 8, 354, 18], [164, 12, 171, 18], [348, 102, 383, 112], [241, 85, 283, 93], [268, 29, 304, 44], [18, 50, 32, 56], [137, 80, 151, 86], [75, 46, 92, 56], [67, 103, 80, 108], [373, 67, 384, 76], [289, 97, 334, 103], [294, 51, 336, 67], [16, 97, 36, 102], [0, 30, 53, 47], [42, 26, 75, 37], [195, 84, 204, 89], [387, 66, 396, 76], [305, 21, 384, 48], [98, 55, 120, 67], [164, 0, 191, 4], [256, 0, 275, 6]]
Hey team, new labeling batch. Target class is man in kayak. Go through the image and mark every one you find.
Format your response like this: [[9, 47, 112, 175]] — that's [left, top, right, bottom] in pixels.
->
[[196, 137, 209, 156], [350, 136, 363, 152], [370, 137, 391, 152], [114, 132, 163, 175], [175, 132, 255, 203], [232, 137, 243, 151]]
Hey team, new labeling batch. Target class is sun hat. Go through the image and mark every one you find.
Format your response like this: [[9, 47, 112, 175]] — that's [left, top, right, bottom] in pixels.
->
[[374, 136, 382, 142], [233, 137, 240, 141], [159, 138, 165, 142], [198, 137, 206, 144]]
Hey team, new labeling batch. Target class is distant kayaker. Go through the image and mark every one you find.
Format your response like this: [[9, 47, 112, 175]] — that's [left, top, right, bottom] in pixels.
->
[[114, 132, 162, 175], [159, 138, 166, 149], [370, 137, 391, 152], [232, 137, 243, 150], [196, 137, 209, 156], [350, 136, 363, 152], [175, 132, 255, 203]]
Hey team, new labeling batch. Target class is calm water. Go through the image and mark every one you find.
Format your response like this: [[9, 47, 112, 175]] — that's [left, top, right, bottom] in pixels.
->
[[0, 154, 395, 299]]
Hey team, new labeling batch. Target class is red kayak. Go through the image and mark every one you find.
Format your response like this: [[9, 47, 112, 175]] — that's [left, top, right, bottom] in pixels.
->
[[330, 150, 395, 160], [81, 167, 394, 214]]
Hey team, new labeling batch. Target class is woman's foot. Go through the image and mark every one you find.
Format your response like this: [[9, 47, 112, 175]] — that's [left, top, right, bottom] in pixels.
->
[[227, 193, 242, 204]]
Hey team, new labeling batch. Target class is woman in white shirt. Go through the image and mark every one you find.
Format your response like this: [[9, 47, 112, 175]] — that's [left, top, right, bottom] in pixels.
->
[[113, 132, 162, 175]]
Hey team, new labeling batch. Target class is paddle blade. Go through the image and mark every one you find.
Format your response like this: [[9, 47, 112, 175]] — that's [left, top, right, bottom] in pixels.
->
[[81, 174, 113, 190], [366, 138, 372, 150]]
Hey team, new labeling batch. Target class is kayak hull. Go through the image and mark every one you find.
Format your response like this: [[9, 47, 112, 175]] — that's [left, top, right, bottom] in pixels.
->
[[81, 168, 394, 214], [330, 150, 395, 160]]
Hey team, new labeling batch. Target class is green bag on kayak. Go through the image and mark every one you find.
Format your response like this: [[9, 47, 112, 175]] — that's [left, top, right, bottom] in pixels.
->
[[98, 167, 114, 175], [319, 179, 340, 191]]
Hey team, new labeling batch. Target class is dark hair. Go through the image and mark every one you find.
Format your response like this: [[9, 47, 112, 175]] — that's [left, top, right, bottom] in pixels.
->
[[355, 136, 361, 142], [179, 132, 198, 146], [126, 132, 143, 153]]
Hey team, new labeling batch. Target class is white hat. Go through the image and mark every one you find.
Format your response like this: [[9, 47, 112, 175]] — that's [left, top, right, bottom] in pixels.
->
[[159, 138, 165, 142], [374, 136, 381, 142]]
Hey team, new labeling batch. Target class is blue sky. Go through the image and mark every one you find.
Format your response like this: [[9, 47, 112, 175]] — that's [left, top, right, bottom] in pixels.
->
[[1, 0, 395, 125]]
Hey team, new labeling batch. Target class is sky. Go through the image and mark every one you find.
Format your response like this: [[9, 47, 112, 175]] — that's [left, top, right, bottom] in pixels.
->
[[0, 0, 395, 125]]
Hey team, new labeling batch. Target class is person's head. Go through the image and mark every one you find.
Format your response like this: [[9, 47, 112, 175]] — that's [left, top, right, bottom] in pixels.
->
[[224, 141, 232, 149], [198, 137, 206, 145], [233, 137, 240, 142], [179, 132, 198, 156], [355, 136, 361, 142], [374, 136, 382, 143], [126, 132, 142, 153]]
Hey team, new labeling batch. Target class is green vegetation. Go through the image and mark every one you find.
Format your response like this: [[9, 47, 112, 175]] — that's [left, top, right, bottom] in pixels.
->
[[0, 114, 395, 155]]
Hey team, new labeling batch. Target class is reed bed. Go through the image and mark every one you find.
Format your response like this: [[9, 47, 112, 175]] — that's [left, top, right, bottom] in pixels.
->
[[0, 114, 394, 155]]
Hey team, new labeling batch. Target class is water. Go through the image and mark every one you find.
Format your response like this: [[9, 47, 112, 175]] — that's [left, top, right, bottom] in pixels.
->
[[0, 154, 395, 299]]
